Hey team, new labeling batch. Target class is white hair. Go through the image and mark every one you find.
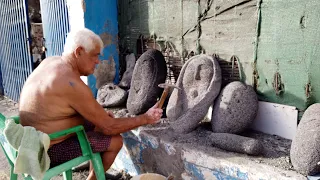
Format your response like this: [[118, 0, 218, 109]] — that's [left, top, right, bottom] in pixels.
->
[[63, 28, 104, 55]]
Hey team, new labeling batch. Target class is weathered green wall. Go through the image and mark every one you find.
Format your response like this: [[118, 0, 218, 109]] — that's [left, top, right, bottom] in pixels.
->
[[118, 0, 258, 85], [256, 0, 320, 112], [118, 0, 320, 113]]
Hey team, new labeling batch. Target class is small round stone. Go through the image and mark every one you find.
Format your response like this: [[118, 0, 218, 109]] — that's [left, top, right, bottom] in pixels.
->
[[211, 81, 258, 134], [97, 83, 128, 108]]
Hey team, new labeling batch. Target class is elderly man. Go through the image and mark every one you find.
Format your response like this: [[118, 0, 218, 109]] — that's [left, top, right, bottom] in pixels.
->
[[19, 28, 163, 180]]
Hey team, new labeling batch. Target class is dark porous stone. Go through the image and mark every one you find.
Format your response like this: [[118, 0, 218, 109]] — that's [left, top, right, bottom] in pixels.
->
[[290, 103, 320, 175], [211, 81, 258, 134], [209, 133, 262, 155], [127, 49, 167, 115], [97, 83, 128, 108], [166, 55, 222, 133], [119, 53, 136, 89], [93, 59, 116, 89]]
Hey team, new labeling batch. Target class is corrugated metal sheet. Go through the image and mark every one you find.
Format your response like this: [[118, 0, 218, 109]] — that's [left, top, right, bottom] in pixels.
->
[[40, 0, 70, 57], [0, 0, 33, 101], [84, 0, 119, 97]]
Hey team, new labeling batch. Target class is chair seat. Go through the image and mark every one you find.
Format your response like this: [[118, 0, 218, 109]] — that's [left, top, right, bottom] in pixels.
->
[[0, 114, 106, 180]]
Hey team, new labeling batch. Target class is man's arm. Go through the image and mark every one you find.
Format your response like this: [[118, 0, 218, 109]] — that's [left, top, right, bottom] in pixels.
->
[[66, 79, 162, 135]]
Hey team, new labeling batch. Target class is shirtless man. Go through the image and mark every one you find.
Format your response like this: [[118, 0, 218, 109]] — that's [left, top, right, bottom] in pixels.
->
[[19, 28, 163, 180]]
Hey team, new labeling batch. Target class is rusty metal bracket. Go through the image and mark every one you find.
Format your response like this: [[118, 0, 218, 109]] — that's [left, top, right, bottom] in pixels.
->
[[231, 55, 243, 81], [272, 72, 284, 95], [305, 82, 312, 98]]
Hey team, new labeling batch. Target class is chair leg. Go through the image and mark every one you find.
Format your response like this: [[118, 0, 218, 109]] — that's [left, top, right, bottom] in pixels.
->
[[63, 169, 72, 180], [91, 153, 106, 180], [10, 166, 18, 180]]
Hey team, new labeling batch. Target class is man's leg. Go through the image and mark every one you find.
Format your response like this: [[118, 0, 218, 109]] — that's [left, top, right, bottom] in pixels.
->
[[87, 135, 123, 180]]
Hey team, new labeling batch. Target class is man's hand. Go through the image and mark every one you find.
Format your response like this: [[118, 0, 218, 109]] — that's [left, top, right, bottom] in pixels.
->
[[144, 102, 163, 124], [106, 111, 115, 118]]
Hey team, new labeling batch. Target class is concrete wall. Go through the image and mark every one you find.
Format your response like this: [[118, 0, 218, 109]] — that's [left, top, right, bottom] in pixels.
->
[[117, 0, 320, 115], [113, 126, 306, 180]]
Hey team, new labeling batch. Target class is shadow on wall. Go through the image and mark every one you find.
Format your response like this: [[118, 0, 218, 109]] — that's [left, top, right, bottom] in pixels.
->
[[118, 0, 151, 54]]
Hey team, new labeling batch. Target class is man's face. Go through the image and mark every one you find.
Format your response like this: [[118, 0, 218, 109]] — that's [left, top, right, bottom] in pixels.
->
[[77, 44, 101, 76]]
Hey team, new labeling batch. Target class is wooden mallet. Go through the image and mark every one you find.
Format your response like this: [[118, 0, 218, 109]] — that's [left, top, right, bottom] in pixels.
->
[[157, 83, 181, 109]]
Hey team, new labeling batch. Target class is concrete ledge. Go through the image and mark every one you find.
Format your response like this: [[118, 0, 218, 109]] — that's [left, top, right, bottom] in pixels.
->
[[112, 122, 306, 180], [182, 146, 304, 180]]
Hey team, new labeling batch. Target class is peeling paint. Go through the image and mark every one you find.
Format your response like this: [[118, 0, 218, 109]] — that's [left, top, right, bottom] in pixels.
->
[[162, 142, 176, 156], [100, 32, 113, 47], [113, 146, 141, 176], [305, 82, 312, 99], [184, 162, 205, 180], [115, 129, 305, 180], [272, 72, 284, 96], [123, 137, 147, 164], [140, 134, 159, 149], [184, 161, 244, 180]]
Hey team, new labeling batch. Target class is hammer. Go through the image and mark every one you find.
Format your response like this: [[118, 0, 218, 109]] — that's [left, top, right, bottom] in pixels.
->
[[157, 83, 181, 109]]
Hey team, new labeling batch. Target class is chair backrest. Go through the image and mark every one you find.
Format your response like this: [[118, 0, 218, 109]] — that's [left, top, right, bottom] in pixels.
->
[[0, 113, 17, 166]]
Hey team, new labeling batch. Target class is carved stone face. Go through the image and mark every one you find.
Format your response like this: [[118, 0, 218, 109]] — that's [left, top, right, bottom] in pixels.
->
[[182, 59, 214, 108], [166, 55, 222, 133], [211, 81, 258, 134]]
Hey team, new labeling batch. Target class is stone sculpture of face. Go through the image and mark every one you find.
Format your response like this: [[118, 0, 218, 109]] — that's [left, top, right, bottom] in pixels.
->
[[166, 55, 221, 133], [182, 59, 214, 108]]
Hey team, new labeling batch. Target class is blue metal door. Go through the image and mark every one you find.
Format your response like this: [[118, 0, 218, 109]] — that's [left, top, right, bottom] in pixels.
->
[[85, 0, 119, 97], [40, 0, 70, 57], [0, 0, 33, 101]]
